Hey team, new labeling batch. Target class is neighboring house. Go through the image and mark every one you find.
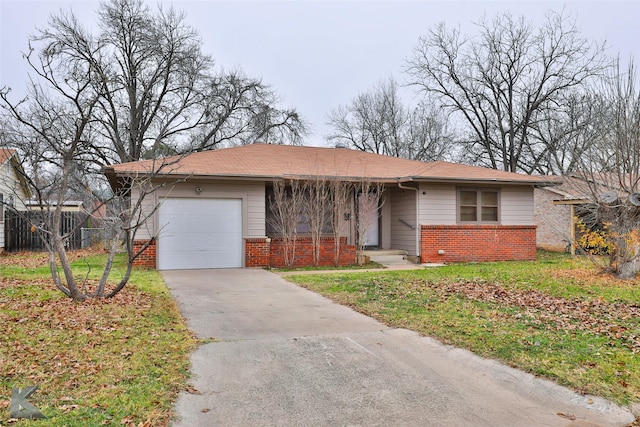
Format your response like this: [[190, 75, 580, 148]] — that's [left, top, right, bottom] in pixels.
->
[[25, 200, 85, 212], [0, 148, 31, 253], [534, 181, 577, 252], [535, 174, 637, 254], [104, 144, 558, 270]]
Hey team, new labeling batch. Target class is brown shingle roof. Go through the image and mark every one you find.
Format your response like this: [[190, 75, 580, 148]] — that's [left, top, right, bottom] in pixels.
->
[[0, 148, 16, 164], [104, 144, 558, 188]]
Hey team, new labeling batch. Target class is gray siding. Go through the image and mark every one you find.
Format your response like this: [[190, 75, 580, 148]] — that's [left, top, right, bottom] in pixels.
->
[[134, 179, 265, 240], [501, 186, 535, 225], [418, 183, 457, 225], [417, 183, 535, 226], [389, 186, 417, 255]]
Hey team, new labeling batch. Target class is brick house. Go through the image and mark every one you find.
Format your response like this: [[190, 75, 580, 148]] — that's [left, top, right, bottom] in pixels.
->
[[104, 144, 558, 270], [534, 174, 632, 254], [534, 184, 575, 252]]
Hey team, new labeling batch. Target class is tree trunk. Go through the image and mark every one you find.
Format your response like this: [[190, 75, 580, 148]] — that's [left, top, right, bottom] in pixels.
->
[[616, 242, 640, 279], [94, 234, 121, 297], [54, 236, 85, 301]]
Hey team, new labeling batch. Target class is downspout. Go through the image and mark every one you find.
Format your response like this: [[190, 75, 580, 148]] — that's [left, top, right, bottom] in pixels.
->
[[570, 205, 576, 256], [398, 182, 420, 258]]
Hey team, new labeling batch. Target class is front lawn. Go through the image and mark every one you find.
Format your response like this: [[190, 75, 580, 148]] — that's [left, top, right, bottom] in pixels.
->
[[286, 251, 640, 408], [0, 250, 196, 426]]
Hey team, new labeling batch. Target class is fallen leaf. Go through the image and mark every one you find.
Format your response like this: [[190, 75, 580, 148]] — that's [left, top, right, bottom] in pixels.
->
[[557, 412, 577, 420], [185, 385, 201, 394]]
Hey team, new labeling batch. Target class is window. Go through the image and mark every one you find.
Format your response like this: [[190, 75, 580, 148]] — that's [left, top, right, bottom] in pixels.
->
[[458, 189, 499, 223], [265, 185, 334, 236], [0, 193, 3, 222]]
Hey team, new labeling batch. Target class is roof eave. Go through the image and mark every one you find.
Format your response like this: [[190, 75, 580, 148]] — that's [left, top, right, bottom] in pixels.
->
[[412, 176, 559, 187], [553, 198, 592, 205], [8, 153, 33, 199], [104, 168, 559, 189], [105, 170, 417, 185]]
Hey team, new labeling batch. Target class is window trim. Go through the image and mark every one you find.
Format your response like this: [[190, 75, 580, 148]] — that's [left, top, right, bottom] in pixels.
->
[[456, 187, 501, 224]]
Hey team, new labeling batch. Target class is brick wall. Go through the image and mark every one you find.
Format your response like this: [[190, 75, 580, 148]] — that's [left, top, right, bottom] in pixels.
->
[[267, 236, 356, 268], [133, 236, 357, 269], [245, 238, 271, 267], [132, 239, 156, 268], [420, 225, 537, 263], [534, 188, 572, 251]]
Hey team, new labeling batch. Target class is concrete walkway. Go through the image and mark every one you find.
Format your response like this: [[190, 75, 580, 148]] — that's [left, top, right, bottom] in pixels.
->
[[163, 268, 635, 427]]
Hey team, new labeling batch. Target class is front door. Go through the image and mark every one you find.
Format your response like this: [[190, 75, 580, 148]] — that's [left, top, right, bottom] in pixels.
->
[[358, 195, 380, 247]]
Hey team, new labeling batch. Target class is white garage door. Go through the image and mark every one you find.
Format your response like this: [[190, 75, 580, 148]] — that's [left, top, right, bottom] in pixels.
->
[[158, 198, 243, 270]]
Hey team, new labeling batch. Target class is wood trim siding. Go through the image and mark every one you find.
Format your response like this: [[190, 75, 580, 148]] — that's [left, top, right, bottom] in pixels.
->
[[500, 186, 535, 225], [418, 183, 534, 226], [389, 186, 417, 255], [418, 183, 457, 225]]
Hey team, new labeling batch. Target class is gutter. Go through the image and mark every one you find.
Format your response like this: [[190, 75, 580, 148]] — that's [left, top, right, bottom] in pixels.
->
[[409, 176, 561, 187]]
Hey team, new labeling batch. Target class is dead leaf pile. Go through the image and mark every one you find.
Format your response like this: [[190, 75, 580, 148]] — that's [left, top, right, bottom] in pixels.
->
[[0, 247, 106, 269], [0, 274, 186, 426], [420, 279, 640, 352]]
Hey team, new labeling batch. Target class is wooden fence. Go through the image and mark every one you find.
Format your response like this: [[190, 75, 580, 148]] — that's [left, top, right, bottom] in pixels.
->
[[3, 211, 87, 252]]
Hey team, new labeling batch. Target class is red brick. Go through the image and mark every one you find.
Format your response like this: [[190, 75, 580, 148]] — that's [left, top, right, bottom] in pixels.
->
[[265, 236, 356, 268], [132, 239, 157, 268], [420, 225, 537, 263]]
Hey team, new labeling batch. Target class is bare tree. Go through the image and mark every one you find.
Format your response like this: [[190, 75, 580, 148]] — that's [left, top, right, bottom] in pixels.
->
[[329, 180, 353, 267], [1, 94, 190, 301], [571, 59, 640, 279], [5, 0, 307, 167], [303, 176, 330, 266], [0, 60, 185, 299], [406, 11, 609, 173], [526, 92, 602, 174], [267, 179, 306, 268], [25, 0, 209, 165], [0, 38, 102, 299], [0, 0, 309, 298], [402, 101, 454, 162], [326, 77, 452, 162], [191, 69, 307, 151], [355, 180, 384, 264]]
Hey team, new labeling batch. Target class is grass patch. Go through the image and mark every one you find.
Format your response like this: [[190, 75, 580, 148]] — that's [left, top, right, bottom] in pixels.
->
[[0, 250, 196, 426], [270, 261, 384, 272], [286, 251, 640, 407]]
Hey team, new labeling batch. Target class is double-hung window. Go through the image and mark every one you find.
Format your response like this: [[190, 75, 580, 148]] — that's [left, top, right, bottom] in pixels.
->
[[458, 188, 499, 223]]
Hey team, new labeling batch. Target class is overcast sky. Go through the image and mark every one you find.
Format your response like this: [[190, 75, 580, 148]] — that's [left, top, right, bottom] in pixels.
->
[[2, 0, 640, 147]]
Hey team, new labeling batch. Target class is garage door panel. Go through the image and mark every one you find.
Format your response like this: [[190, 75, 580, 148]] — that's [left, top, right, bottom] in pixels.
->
[[158, 198, 242, 270]]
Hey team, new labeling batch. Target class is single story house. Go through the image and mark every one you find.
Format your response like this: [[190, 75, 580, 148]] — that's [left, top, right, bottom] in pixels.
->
[[0, 148, 31, 253], [104, 143, 558, 270]]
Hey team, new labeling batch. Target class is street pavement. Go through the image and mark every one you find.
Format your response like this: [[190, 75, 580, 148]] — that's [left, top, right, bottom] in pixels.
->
[[163, 268, 635, 427]]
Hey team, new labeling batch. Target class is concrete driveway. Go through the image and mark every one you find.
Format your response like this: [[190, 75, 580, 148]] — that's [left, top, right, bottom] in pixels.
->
[[163, 269, 634, 427]]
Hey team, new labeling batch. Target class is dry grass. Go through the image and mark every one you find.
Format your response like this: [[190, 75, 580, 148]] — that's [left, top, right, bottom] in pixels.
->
[[287, 251, 640, 410], [0, 250, 196, 426]]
